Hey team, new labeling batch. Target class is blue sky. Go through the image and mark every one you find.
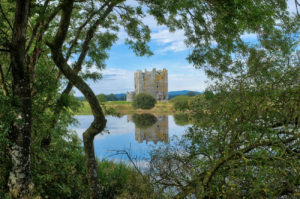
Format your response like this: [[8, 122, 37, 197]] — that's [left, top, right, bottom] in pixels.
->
[[73, 0, 297, 96]]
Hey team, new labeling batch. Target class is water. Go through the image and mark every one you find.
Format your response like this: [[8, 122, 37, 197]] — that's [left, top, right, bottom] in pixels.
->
[[70, 114, 191, 161]]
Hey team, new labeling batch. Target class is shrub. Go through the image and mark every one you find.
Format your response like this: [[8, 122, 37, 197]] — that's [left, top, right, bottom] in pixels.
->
[[97, 160, 163, 199], [132, 93, 156, 109]]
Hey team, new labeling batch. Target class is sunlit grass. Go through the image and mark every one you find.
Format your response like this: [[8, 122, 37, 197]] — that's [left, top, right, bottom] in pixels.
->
[[75, 101, 174, 115]]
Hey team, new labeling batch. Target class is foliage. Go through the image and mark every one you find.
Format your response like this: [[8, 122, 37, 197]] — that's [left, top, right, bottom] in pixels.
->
[[31, 133, 89, 199], [97, 160, 162, 199], [186, 91, 196, 97], [170, 95, 190, 111], [133, 93, 157, 109], [97, 94, 107, 102], [106, 93, 117, 101], [147, 0, 296, 78], [0, 136, 9, 198], [149, 16, 300, 198], [132, 113, 157, 129]]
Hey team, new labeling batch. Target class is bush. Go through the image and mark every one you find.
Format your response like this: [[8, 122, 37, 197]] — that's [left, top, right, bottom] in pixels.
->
[[132, 93, 156, 109], [97, 160, 163, 199], [170, 95, 190, 111]]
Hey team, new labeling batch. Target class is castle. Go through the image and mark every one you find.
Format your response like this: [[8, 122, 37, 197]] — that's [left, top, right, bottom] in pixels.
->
[[126, 68, 168, 101]]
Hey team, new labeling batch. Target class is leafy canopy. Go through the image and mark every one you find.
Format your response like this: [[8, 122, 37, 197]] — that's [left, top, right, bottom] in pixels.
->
[[133, 93, 157, 109]]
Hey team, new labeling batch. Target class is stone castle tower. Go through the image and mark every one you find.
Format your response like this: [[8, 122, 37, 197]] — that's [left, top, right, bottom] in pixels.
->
[[133, 68, 168, 101]]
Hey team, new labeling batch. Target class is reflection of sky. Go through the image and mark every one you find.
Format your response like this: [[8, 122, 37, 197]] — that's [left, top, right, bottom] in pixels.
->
[[70, 115, 190, 161]]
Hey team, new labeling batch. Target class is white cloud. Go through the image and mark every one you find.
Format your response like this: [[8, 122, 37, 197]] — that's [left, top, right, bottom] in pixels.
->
[[74, 67, 135, 96], [151, 29, 188, 52], [74, 64, 209, 96], [169, 69, 208, 92]]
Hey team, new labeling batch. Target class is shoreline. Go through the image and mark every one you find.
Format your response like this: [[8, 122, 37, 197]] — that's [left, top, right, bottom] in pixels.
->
[[75, 101, 175, 115]]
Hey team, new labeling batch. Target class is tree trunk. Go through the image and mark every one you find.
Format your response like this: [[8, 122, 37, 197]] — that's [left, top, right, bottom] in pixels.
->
[[8, 0, 32, 198], [48, 46, 107, 198], [47, 1, 107, 197]]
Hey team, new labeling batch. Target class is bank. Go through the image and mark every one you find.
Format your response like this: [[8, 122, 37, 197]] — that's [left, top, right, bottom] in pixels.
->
[[75, 101, 175, 115]]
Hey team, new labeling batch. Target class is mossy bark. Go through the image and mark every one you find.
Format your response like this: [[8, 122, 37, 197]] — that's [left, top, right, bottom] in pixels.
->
[[8, 0, 32, 198]]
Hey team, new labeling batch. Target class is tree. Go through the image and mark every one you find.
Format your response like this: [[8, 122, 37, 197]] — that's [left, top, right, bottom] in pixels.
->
[[5, 1, 32, 198], [170, 95, 190, 111], [149, 13, 300, 198], [186, 91, 196, 97], [97, 94, 107, 103], [107, 93, 117, 101], [133, 93, 157, 109], [1, 0, 152, 197]]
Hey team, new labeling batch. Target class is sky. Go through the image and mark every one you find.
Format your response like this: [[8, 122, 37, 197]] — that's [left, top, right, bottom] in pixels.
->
[[73, 0, 297, 96]]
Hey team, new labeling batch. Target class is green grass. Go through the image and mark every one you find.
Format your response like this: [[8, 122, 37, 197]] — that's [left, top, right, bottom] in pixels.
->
[[105, 101, 132, 105], [75, 101, 174, 115]]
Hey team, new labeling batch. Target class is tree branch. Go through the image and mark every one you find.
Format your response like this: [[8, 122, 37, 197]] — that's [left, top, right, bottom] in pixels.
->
[[65, 1, 110, 60], [0, 3, 13, 30], [0, 48, 10, 52], [26, 2, 62, 52]]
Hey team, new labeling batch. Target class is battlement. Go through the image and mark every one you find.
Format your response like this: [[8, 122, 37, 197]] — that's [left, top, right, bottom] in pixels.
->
[[134, 68, 168, 101], [126, 68, 168, 102]]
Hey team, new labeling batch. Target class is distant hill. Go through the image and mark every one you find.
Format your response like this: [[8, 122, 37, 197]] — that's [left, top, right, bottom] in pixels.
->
[[76, 90, 202, 101], [168, 90, 202, 100]]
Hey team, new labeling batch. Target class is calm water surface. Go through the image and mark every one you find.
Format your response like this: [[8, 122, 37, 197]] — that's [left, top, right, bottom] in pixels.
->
[[70, 114, 191, 161]]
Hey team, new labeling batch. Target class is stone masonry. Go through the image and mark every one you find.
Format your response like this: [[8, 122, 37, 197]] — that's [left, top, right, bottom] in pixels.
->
[[135, 115, 169, 144], [126, 68, 168, 102], [126, 91, 135, 102]]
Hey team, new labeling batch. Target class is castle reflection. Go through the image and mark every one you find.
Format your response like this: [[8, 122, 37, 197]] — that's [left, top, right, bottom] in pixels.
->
[[127, 114, 169, 144]]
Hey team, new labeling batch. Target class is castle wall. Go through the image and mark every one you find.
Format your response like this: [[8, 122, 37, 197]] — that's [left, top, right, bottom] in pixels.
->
[[134, 68, 168, 101], [135, 115, 169, 144], [126, 91, 135, 102]]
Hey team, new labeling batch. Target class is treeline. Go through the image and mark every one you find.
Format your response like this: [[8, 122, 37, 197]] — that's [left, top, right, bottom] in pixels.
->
[[77, 91, 201, 102], [77, 93, 126, 102]]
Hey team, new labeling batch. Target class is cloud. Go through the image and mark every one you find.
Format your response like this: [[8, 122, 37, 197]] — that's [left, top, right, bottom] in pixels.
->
[[73, 64, 209, 96], [102, 74, 118, 80], [74, 67, 135, 96], [151, 29, 188, 53], [169, 69, 208, 92]]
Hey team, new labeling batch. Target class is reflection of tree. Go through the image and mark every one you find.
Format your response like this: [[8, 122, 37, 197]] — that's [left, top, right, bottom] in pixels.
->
[[173, 113, 190, 126], [132, 113, 157, 129], [132, 114, 169, 144]]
